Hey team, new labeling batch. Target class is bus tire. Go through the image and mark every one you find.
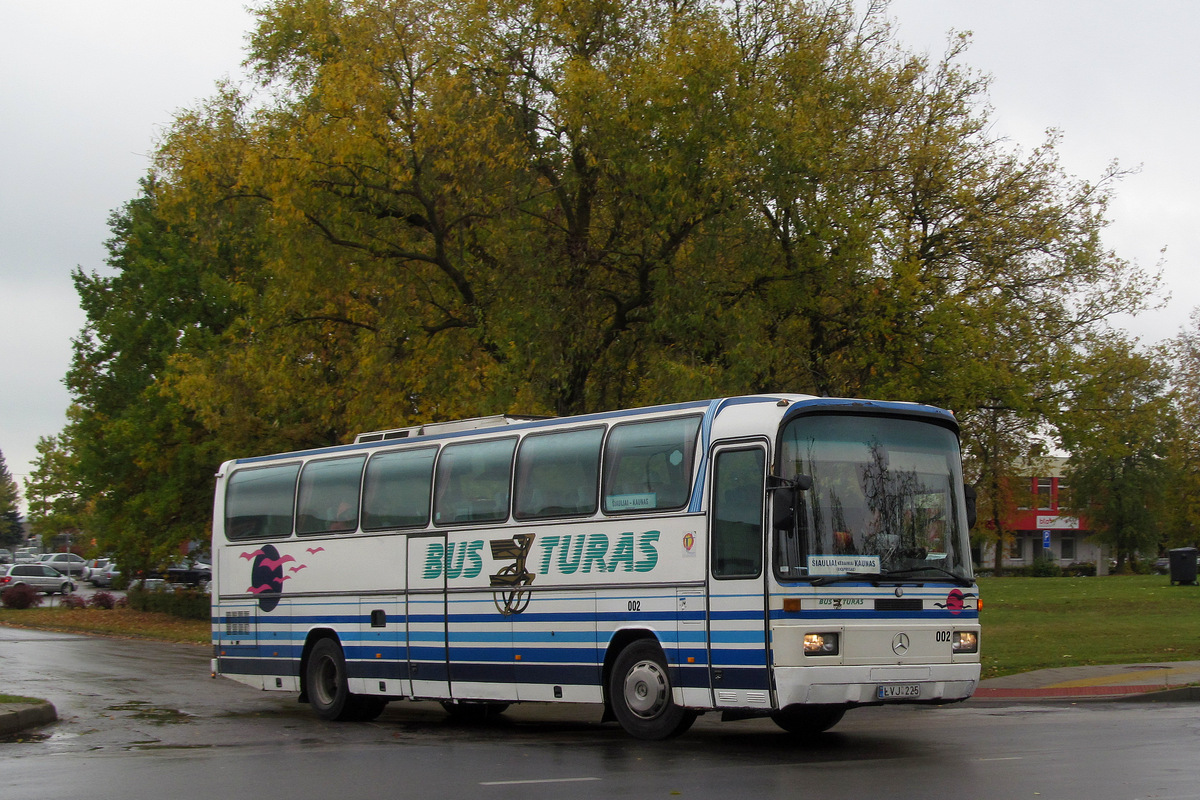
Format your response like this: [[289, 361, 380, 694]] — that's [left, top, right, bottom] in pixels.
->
[[306, 637, 356, 721], [770, 705, 846, 735], [348, 696, 389, 722], [609, 639, 696, 740]]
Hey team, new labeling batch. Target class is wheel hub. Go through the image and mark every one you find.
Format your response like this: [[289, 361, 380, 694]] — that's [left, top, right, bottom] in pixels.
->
[[623, 660, 668, 718]]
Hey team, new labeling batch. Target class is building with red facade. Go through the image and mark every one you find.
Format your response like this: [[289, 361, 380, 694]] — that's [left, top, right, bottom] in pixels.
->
[[979, 457, 1106, 571]]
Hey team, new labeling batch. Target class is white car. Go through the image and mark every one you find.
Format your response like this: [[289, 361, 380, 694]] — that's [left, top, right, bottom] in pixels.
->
[[92, 562, 121, 588], [38, 552, 88, 577], [1, 564, 76, 595], [84, 558, 111, 584]]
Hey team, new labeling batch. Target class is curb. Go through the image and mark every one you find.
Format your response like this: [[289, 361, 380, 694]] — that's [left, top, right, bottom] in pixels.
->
[[971, 684, 1200, 704], [0, 702, 58, 737]]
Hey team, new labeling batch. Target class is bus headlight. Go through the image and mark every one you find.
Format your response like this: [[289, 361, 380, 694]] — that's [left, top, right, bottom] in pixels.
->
[[952, 631, 978, 653], [803, 632, 840, 656]]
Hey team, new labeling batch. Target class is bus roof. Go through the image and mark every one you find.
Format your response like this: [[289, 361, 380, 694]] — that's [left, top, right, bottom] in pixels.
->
[[228, 394, 956, 466]]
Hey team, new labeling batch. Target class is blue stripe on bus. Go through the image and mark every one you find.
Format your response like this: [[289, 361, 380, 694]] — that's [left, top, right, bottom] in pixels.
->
[[711, 666, 771, 690], [769, 609, 980, 621], [218, 657, 297, 676]]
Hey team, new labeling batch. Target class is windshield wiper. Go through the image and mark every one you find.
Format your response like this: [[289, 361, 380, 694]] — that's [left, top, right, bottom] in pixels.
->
[[881, 565, 973, 587]]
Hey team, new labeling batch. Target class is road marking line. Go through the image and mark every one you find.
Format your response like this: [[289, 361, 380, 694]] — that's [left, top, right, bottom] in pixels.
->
[[976, 757, 1023, 762], [481, 777, 602, 786]]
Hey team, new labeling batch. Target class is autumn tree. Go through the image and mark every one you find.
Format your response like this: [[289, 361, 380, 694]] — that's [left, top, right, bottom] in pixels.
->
[[158, 0, 1155, 425], [1057, 339, 1174, 572], [46, 0, 1160, 556], [1163, 308, 1200, 547]]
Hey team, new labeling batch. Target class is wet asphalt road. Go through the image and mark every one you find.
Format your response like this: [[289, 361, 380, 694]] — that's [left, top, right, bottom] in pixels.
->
[[2, 626, 1200, 800]]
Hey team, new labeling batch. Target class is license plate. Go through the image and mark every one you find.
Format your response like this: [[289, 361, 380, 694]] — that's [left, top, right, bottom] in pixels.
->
[[876, 683, 920, 700]]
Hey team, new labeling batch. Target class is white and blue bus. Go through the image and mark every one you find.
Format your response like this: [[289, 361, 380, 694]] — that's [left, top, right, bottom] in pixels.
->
[[211, 394, 981, 739]]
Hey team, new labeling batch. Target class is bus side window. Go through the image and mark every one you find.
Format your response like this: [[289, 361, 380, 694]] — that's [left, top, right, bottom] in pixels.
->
[[225, 463, 301, 540], [602, 416, 701, 514], [434, 438, 516, 524], [296, 456, 367, 535], [711, 448, 765, 579], [362, 446, 437, 530], [514, 427, 603, 519]]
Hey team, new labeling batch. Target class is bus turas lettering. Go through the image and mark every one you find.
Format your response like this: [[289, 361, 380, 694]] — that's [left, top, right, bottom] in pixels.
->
[[423, 540, 486, 579], [422, 531, 660, 580]]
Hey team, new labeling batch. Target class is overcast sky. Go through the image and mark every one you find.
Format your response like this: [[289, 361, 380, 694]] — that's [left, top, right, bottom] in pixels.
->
[[2, 1, 1197, 508]]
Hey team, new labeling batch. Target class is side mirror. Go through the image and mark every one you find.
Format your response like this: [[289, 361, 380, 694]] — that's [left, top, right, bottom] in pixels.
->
[[964, 484, 977, 530], [772, 488, 796, 531], [768, 474, 811, 531]]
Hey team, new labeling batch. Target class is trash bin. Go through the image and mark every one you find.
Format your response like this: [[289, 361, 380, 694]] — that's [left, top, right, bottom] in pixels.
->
[[1168, 547, 1198, 585]]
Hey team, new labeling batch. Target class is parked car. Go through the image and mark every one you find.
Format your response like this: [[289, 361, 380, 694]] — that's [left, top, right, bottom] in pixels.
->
[[0, 549, 12, 564], [1, 563, 76, 595], [92, 562, 120, 588], [83, 558, 111, 584], [37, 552, 87, 577], [166, 561, 212, 586], [14, 550, 39, 564]]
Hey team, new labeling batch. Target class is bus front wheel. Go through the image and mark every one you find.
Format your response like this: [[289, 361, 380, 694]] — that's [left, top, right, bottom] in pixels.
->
[[609, 640, 697, 740], [771, 704, 846, 735]]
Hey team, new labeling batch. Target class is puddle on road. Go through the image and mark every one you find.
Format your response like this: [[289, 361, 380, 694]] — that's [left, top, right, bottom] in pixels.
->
[[105, 701, 192, 725]]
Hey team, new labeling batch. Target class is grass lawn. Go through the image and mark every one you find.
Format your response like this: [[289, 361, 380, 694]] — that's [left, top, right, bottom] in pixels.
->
[[0, 607, 208, 645], [978, 575, 1200, 678], [1, 576, 1198, 678], [0, 694, 43, 704]]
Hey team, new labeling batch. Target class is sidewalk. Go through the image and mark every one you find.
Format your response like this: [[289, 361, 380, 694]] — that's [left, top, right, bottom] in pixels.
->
[[973, 660, 1200, 703]]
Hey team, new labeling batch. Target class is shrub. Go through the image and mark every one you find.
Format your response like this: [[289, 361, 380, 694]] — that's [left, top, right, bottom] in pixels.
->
[[89, 590, 117, 610], [1, 583, 45, 609], [60, 594, 87, 610], [126, 586, 209, 620], [1030, 558, 1063, 578]]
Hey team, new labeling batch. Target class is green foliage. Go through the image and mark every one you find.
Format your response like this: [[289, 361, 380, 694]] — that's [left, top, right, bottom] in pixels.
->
[[22, 431, 85, 545], [124, 586, 210, 620], [1029, 557, 1063, 578], [1164, 309, 1200, 548], [57, 181, 242, 574], [0, 450, 23, 549], [1057, 339, 1174, 571]]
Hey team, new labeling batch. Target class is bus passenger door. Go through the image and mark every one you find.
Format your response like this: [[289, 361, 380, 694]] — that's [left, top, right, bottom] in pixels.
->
[[707, 442, 772, 710], [406, 534, 450, 699]]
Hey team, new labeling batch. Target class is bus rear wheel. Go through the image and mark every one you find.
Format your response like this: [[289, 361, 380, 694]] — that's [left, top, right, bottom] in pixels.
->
[[770, 705, 846, 735], [609, 640, 696, 740], [306, 637, 388, 721]]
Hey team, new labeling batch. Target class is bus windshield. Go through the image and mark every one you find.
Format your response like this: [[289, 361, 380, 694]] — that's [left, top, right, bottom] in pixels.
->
[[775, 414, 973, 584]]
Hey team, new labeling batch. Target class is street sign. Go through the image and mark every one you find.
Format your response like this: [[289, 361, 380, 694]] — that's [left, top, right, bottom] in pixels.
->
[[1042, 530, 1051, 549]]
